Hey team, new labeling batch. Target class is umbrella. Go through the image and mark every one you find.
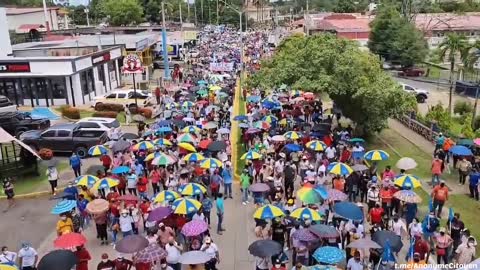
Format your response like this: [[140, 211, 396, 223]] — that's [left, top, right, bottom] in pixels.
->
[[51, 190, 75, 200], [349, 138, 365, 143], [178, 251, 211, 264], [132, 114, 146, 122], [217, 128, 230, 134], [135, 243, 167, 263], [306, 140, 327, 152], [352, 164, 368, 172], [172, 198, 202, 215], [183, 153, 205, 162], [270, 135, 286, 142], [203, 122, 218, 129], [284, 131, 302, 140], [327, 189, 348, 201], [394, 174, 421, 188], [200, 158, 223, 169], [118, 194, 139, 203], [181, 101, 195, 109], [181, 219, 209, 236], [54, 233, 87, 248], [364, 150, 389, 161], [180, 183, 207, 196], [74, 175, 99, 187], [233, 115, 248, 121], [92, 177, 119, 190], [178, 142, 197, 152], [246, 128, 262, 134], [457, 138, 474, 147], [284, 143, 303, 152], [254, 121, 271, 130], [37, 250, 77, 270], [253, 204, 285, 220], [450, 145, 473, 156], [147, 206, 172, 222], [88, 145, 108, 156], [309, 224, 339, 239], [208, 141, 227, 152], [111, 139, 131, 153], [290, 207, 323, 221], [199, 139, 213, 149], [248, 240, 282, 257], [347, 238, 382, 249], [153, 138, 173, 146], [121, 133, 139, 140], [249, 183, 270, 192], [474, 138, 480, 146], [241, 150, 263, 160], [246, 95, 261, 103], [177, 133, 196, 143], [165, 102, 179, 110], [153, 191, 180, 203], [86, 198, 109, 214], [313, 246, 346, 264], [292, 228, 318, 242], [327, 162, 353, 176], [239, 123, 250, 128], [112, 166, 130, 174], [333, 201, 364, 221], [297, 187, 324, 204], [157, 119, 171, 126], [145, 152, 161, 162], [133, 141, 155, 151], [197, 80, 207, 85], [396, 157, 417, 170], [51, 200, 77, 214], [157, 126, 173, 133], [393, 190, 422, 203], [152, 153, 176, 166], [182, 125, 201, 134], [0, 265, 17, 270], [115, 235, 149, 253], [372, 230, 403, 252], [209, 85, 221, 91]]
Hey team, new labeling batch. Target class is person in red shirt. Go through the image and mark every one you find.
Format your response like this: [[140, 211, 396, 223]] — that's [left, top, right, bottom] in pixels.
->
[[155, 87, 161, 104], [100, 154, 112, 174], [149, 167, 161, 194], [133, 261, 151, 270], [113, 256, 133, 270], [340, 148, 352, 163], [413, 234, 430, 261], [369, 203, 384, 227], [117, 174, 127, 196], [137, 176, 149, 199], [380, 186, 394, 217], [74, 245, 91, 270], [139, 197, 151, 228], [431, 181, 449, 217]]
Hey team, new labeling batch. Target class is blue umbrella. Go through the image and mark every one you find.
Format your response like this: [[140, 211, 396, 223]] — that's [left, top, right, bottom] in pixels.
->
[[112, 166, 130, 174], [233, 115, 248, 121], [313, 186, 328, 200], [449, 145, 473, 156], [333, 201, 363, 221], [262, 100, 280, 110], [247, 95, 261, 103], [239, 123, 249, 128], [313, 246, 345, 264], [157, 120, 171, 126], [197, 80, 207, 85], [157, 126, 173, 133], [51, 200, 77, 214], [284, 144, 303, 152], [381, 240, 396, 262]]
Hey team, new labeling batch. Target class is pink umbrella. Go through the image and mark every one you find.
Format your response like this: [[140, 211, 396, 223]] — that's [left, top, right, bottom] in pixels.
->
[[292, 228, 318, 242], [474, 138, 480, 145], [135, 243, 167, 263], [181, 219, 208, 236], [327, 189, 348, 201]]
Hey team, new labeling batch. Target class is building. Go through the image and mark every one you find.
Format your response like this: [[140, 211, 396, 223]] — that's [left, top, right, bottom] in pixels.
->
[[6, 7, 60, 33], [307, 13, 371, 46]]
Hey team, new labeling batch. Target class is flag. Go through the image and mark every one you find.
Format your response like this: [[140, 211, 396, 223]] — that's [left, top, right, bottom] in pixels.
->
[[428, 199, 433, 212], [382, 240, 396, 263], [405, 238, 415, 261], [448, 207, 454, 222]]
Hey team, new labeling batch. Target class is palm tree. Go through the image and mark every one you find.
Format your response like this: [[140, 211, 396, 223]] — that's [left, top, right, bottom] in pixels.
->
[[438, 33, 469, 115], [463, 40, 480, 127]]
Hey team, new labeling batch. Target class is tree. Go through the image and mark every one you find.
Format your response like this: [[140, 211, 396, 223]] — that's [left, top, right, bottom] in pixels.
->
[[103, 0, 144, 26], [438, 33, 469, 114], [68, 5, 88, 26], [390, 22, 428, 67], [333, 0, 358, 13], [248, 34, 416, 134]]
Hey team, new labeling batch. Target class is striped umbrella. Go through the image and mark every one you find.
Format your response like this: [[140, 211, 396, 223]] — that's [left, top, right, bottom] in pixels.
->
[[145, 152, 161, 162], [327, 162, 353, 176], [153, 138, 173, 147], [364, 150, 390, 161], [178, 142, 197, 152], [177, 133, 196, 143], [182, 125, 201, 134], [88, 145, 108, 156], [283, 131, 302, 140], [253, 204, 285, 220], [327, 189, 348, 201], [181, 101, 195, 110], [291, 90, 302, 97], [183, 153, 205, 162], [297, 186, 323, 204], [240, 150, 263, 160], [74, 175, 99, 187], [262, 115, 278, 123], [181, 220, 208, 237], [180, 183, 207, 196], [151, 153, 176, 166], [92, 177, 119, 190], [51, 200, 77, 214], [254, 121, 271, 130], [200, 158, 223, 169], [135, 243, 167, 263], [133, 141, 155, 151], [165, 102, 179, 110], [306, 140, 327, 152], [394, 174, 421, 188], [172, 198, 202, 215], [290, 207, 323, 221], [0, 265, 18, 270], [153, 190, 180, 203], [393, 190, 422, 203]]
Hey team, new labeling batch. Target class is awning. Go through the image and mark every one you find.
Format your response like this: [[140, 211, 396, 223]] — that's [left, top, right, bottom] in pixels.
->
[[17, 24, 45, 31], [0, 127, 41, 159]]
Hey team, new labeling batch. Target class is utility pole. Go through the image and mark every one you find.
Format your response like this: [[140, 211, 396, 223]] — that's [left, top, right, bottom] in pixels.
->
[[187, 0, 191, 23], [161, 1, 170, 79], [201, 0, 204, 23], [194, 0, 198, 25], [42, 0, 50, 33], [305, 0, 309, 35], [216, 0, 219, 24]]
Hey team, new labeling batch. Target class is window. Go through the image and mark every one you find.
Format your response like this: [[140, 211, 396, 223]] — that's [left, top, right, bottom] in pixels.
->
[[106, 93, 116, 98], [78, 122, 100, 128], [104, 120, 120, 128], [41, 130, 56, 137], [128, 92, 147, 99], [117, 93, 126, 98], [404, 85, 414, 91], [57, 130, 71, 137], [50, 77, 67, 99]]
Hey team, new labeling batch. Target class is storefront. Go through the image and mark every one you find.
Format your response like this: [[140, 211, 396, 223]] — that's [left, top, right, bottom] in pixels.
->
[[0, 46, 123, 107]]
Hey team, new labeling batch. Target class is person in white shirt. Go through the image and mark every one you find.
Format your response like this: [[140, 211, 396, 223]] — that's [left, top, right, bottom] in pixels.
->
[[0, 246, 17, 266], [390, 215, 407, 237], [366, 185, 380, 211], [200, 237, 219, 269], [17, 243, 38, 270], [255, 256, 269, 270], [325, 146, 336, 160], [192, 209, 206, 222], [408, 218, 422, 239], [119, 209, 134, 236], [165, 237, 183, 270], [346, 251, 364, 270]]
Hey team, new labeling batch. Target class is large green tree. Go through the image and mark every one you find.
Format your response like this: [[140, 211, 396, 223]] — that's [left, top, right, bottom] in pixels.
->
[[249, 34, 415, 134], [102, 0, 144, 26], [368, 5, 428, 67]]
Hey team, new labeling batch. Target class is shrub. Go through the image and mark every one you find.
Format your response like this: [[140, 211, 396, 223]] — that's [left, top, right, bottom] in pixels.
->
[[95, 103, 124, 112], [461, 114, 475, 138], [138, 107, 152, 119], [61, 106, 80, 119], [425, 103, 452, 131], [453, 100, 473, 115], [38, 148, 53, 160], [92, 111, 118, 118]]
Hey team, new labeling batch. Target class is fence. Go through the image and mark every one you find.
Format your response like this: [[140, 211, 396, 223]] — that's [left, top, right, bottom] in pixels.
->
[[395, 114, 439, 142]]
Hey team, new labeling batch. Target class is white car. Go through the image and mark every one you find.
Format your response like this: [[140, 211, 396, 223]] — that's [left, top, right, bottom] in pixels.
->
[[76, 117, 120, 138], [91, 90, 151, 108], [400, 83, 429, 103]]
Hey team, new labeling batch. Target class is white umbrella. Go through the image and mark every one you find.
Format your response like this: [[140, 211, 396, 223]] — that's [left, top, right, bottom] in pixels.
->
[[396, 157, 417, 170], [347, 237, 382, 249], [271, 135, 286, 142], [217, 128, 230, 134], [178, 251, 211, 264], [203, 122, 218, 129]]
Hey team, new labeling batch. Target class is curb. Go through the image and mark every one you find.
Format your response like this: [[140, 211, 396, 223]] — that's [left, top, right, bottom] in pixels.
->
[[0, 186, 67, 200]]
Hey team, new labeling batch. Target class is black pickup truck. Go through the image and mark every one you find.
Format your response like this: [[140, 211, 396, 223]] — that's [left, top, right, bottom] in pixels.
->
[[0, 112, 51, 137], [20, 123, 108, 158]]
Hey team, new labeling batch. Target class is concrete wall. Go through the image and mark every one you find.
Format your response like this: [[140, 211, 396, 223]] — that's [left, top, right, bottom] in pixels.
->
[[8, 10, 59, 32], [0, 8, 12, 56]]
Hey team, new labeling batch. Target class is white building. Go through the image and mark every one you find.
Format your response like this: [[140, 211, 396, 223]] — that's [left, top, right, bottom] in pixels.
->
[[6, 7, 60, 33]]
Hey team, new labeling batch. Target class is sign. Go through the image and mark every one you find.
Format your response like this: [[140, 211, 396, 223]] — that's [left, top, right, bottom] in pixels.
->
[[0, 62, 30, 73], [209, 62, 234, 72], [122, 54, 144, 74], [135, 38, 149, 52], [157, 44, 179, 57], [91, 52, 111, 65], [184, 31, 198, 41]]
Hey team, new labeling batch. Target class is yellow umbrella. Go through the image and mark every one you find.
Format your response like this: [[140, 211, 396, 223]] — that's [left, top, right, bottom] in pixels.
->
[[178, 142, 197, 152]]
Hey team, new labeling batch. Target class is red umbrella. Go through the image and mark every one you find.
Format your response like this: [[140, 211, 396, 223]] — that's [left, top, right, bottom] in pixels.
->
[[199, 139, 212, 149], [118, 194, 139, 207], [54, 233, 87, 248]]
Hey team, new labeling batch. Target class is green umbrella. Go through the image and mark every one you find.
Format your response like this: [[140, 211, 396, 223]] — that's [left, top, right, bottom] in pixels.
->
[[457, 138, 474, 147], [349, 138, 365, 143]]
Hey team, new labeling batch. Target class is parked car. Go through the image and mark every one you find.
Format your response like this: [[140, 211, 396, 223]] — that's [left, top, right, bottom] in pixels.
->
[[153, 60, 176, 70], [0, 95, 17, 113], [0, 111, 50, 137], [76, 117, 120, 138], [20, 123, 108, 158], [91, 90, 151, 109], [398, 67, 425, 77], [400, 83, 429, 103]]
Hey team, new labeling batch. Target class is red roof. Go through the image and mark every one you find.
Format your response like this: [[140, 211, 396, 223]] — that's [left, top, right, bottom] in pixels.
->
[[7, 7, 59, 15], [18, 24, 45, 30], [314, 17, 371, 33]]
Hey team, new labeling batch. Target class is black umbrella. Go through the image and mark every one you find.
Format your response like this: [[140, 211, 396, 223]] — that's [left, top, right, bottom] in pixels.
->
[[207, 141, 227, 152], [372, 230, 403, 252], [312, 124, 331, 132], [111, 139, 131, 153], [50, 190, 75, 200], [115, 235, 149, 253], [309, 224, 339, 239], [248, 240, 282, 257], [37, 250, 77, 270], [171, 119, 186, 128], [121, 133, 139, 140]]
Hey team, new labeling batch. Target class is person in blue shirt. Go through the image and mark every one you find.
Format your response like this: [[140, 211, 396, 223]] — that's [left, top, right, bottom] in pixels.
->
[[69, 153, 82, 177], [64, 182, 78, 200], [126, 172, 138, 196], [469, 168, 480, 200], [221, 162, 233, 199], [134, 161, 144, 177], [202, 196, 213, 226], [216, 193, 225, 235]]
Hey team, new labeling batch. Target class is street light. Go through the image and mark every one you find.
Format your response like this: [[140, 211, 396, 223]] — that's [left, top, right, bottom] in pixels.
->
[[84, 8, 90, 26]]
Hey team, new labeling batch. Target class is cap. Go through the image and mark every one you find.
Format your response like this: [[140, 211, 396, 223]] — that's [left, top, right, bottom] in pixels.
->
[[439, 227, 446, 233], [279, 153, 286, 158], [102, 253, 108, 259], [117, 254, 124, 259], [205, 237, 212, 244], [121, 209, 128, 214], [159, 222, 165, 227], [287, 199, 294, 204]]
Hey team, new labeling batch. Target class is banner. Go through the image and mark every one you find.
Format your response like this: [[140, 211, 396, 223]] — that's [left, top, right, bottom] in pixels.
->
[[209, 62, 234, 72]]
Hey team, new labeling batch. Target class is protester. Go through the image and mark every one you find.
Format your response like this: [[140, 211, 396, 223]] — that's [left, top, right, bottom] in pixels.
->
[[17, 243, 37, 270]]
